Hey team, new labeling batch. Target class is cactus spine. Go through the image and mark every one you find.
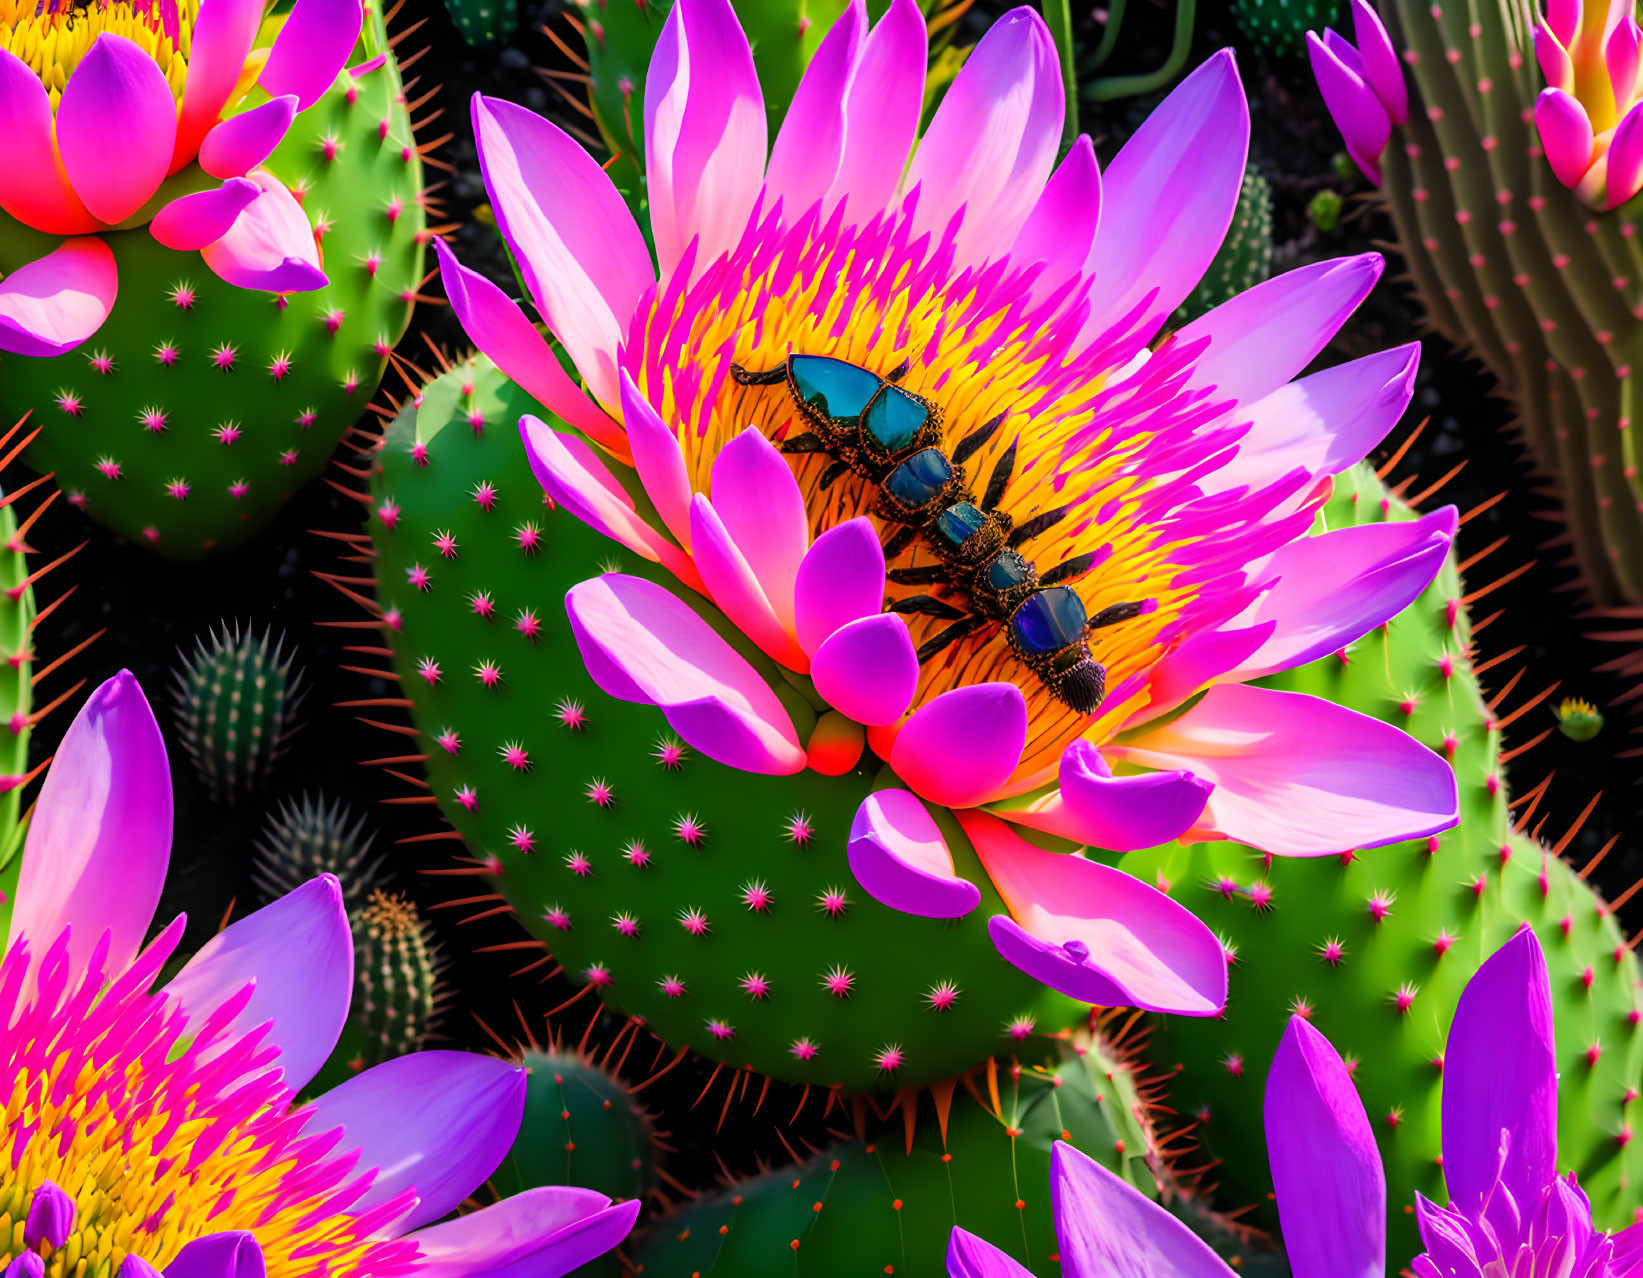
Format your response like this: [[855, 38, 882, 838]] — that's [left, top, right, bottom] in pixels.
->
[[350, 889, 445, 1069], [172, 624, 306, 804], [252, 792, 384, 910]]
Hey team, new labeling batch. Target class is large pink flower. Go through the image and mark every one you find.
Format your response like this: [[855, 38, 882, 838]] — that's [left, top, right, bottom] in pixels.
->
[[439, 0, 1460, 1008]]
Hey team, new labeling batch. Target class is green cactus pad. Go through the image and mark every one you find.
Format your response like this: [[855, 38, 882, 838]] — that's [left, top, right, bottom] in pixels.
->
[[1232, 0, 1340, 57], [1174, 166, 1274, 326], [0, 476, 42, 941], [334, 352, 1081, 1093], [171, 623, 306, 804], [630, 1030, 1157, 1277], [0, 4, 427, 558], [252, 791, 384, 910], [443, 0, 518, 46], [1120, 463, 1643, 1261], [350, 888, 445, 1069]]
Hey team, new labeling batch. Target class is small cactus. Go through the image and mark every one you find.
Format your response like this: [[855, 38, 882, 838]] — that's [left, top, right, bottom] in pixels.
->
[[1234, 0, 1340, 57], [1173, 166, 1274, 325], [172, 624, 307, 804], [443, 0, 518, 45], [252, 792, 384, 910], [350, 889, 446, 1069], [1555, 696, 1605, 742]]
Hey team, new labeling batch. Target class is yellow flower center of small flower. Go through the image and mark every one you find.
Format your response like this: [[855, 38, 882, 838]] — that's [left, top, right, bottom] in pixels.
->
[[0, 0, 198, 105]]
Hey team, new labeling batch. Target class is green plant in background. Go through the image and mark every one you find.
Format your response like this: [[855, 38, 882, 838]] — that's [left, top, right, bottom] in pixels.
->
[[444, 0, 519, 46], [171, 623, 307, 804], [1174, 165, 1274, 324], [1235, 0, 1338, 57], [350, 888, 446, 1068], [252, 791, 384, 910]]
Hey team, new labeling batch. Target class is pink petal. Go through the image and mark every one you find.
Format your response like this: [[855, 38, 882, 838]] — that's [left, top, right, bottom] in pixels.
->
[[199, 96, 299, 179], [56, 34, 178, 224], [0, 237, 118, 358], [992, 739, 1212, 851], [620, 370, 693, 548], [1535, 25, 1575, 93], [435, 241, 625, 458], [161, 876, 351, 1094], [708, 428, 810, 633], [521, 417, 698, 587], [9, 672, 170, 981], [1140, 623, 1275, 719], [0, 49, 96, 233], [1544, 0, 1580, 46], [643, 0, 767, 277], [1535, 87, 1597, 189], [1265, 1017, 1385, 1278], [1306, 33, 1391, 184], [1608, 100, 1643, 208], [793, 518, 886, 655], [764, 0, 864, 215], [947, 1229, 1035, 1278], [1052, 1143, 1233, 1278], [1350, 0, 1407, 122], [149, 178, 260, 252], [1085, 49, 1249, 348], [847, 788, 980, 918], [1179, 255, 1384, 413], [474, 94, 654, 407], [1204, 343, 1420, 496], [199, 171, 327, 293], [173, 0, 263, 169], [258, 0, 364, 109], [890, 684, 1027, 808], [1110, 684, 1459, 856], [1608, 16, 1642, 120], [1008, 134, 1101, 305], [829, 0, 926, 214], [811, 614, 918, 726], [689, 495, 809, 670], [1230, 506, 1457, 680], [406, 1188, 639, 1278], [564, 574, 806, 775], [962, 810, 1227, 1015]]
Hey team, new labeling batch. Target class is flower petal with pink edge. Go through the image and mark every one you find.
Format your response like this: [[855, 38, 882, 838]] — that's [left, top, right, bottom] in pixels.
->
[[1350, 0, 1407, 123], [435, 242, 624, 456], [521, 416, 697, 587], [1607, 101, 1643, 207], [848, 788, 980, 918], [1229, 506, 1457, 681], [564, 574, 806, 775], [962, 810, 1226, 1015], [199, 96, 300, 179], [764, 0, 864, 215], [200, 171, 326, 293], [947, 1229, 1034, 1278], [993, 739, 1212, 852], [1535, 88, 1597, 189], [1179, 255, 1384, 413], [405, 1187, 640, 1278], [709, 428, 810, 633], [1084, 49, 1248, 348], [474, 94, 654, 408], [905, 6, 1064, 265], [689, 495, 809, 671], [1306, 33, 1391, 183], [304, 1052, 525, 1231], [891, 684, 1027, 808], [1265, 1016, 1385, 1278], [1051, 1142, 1233, 1276], [258, 0, 364, 109], [0, 238, 118, 358], [0, 49, 96, 234], [8, 672, 170, 981], [829, 0, 926, 214], [811, 614, 918, 726], [794, 518, 885, 655], [56, 34, 178, 224], [1110, 684, 1459, 856], [173, 0, 262, 170], [149, 178, 261, 252], [620, 371, 693, 548], [1008, 135, 1101, 303], [161, 876, 352, 1094]]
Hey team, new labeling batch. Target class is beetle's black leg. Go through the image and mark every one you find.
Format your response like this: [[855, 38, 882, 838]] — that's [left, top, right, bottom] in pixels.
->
[[886, 357, 912, 383], [1008, 505, 1070, 547], [817, 459, 851, 490], [882, 526, 920, 560], [891, 595, 969, 620], [779, 432, 829, 455], [1088, 600, 1152, 630], [886, 564, 951, 586], [1039, 551, 1099, 587], [981, 437, 1018, 512], [917, 616, 987, 663], [952, 413, 1005, 467], [730, 363, 788, 386]]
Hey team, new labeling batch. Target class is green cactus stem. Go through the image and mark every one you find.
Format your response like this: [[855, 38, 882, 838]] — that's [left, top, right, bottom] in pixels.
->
[[252, 791, 384, 910], [171, 624, 306, 804], [350, 888, 446, 1069]]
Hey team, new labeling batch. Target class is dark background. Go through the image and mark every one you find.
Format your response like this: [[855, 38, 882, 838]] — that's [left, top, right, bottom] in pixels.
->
[[11, 0, 1639, 1206]]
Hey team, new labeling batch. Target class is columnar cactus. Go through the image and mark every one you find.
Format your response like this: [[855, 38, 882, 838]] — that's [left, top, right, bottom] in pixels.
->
[[252, 791, 384, 909], [1122, 461, 1643, 1261], [349, 888, 445, 1068], [171, 623, 306, 803]]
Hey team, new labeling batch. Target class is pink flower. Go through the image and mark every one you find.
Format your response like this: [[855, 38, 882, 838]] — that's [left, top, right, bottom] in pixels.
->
[[1531, 0, 1643, 205], [1306, 0, 1410, 184]]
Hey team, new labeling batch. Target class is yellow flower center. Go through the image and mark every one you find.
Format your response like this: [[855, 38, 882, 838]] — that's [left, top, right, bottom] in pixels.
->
[[0, 0, 198, 105]]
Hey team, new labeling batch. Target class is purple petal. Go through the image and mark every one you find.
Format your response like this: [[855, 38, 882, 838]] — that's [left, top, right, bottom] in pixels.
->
[[620, 370, 693, 548], [199, 171, 327, 293], [1350, 0, 1407, 122], [1608, 100, 1643, 208], [164, 1233, 265, 1278], [1051, 1141, 1233, 1276], [149, 178, 261, 252], [993, 740, 1211, 852], [688, 494, 809, 671], [1111, 684, 1459, 856], [405, 1187, 640, 1278], [198, 96, 299, 179], [1140, 623, 1274, 719], [564, 574, 806, 775], [24, 1182, 73, 1250], [946, 1228, 1033, 1278], [120, 1258, 161, 1278], [765, 0, 864, 214], [848, 788, 980, 918], [905, 5, 1064, 264], [890, 684, 1026, 808], [257, 0, 363, 109], [305, 1052, 525, 1231], [161, 876, 352, 1094], [1085, 49, 1249, 348], [9, 672, 170, 980], [0, 48, 96, 232], [1008, 134, 1101, 304], [1608, 17, 1642, 122], [0, 237, 118, 358], [56, 34, 177, 223], [643, 0, 766, 277], [1535, 87, 1596, 190], [1442, 928, 1558, 1218], [963, 811, 1227, 1015], [794, 518, 886, 655], [1265, 1017, 1385, 1278], [811, 614, 918, 726], [174, 0, 263, 166], [1306, 32, 1391, 184], [708, 427, 810, 634], [829, 0, 926, 213]]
